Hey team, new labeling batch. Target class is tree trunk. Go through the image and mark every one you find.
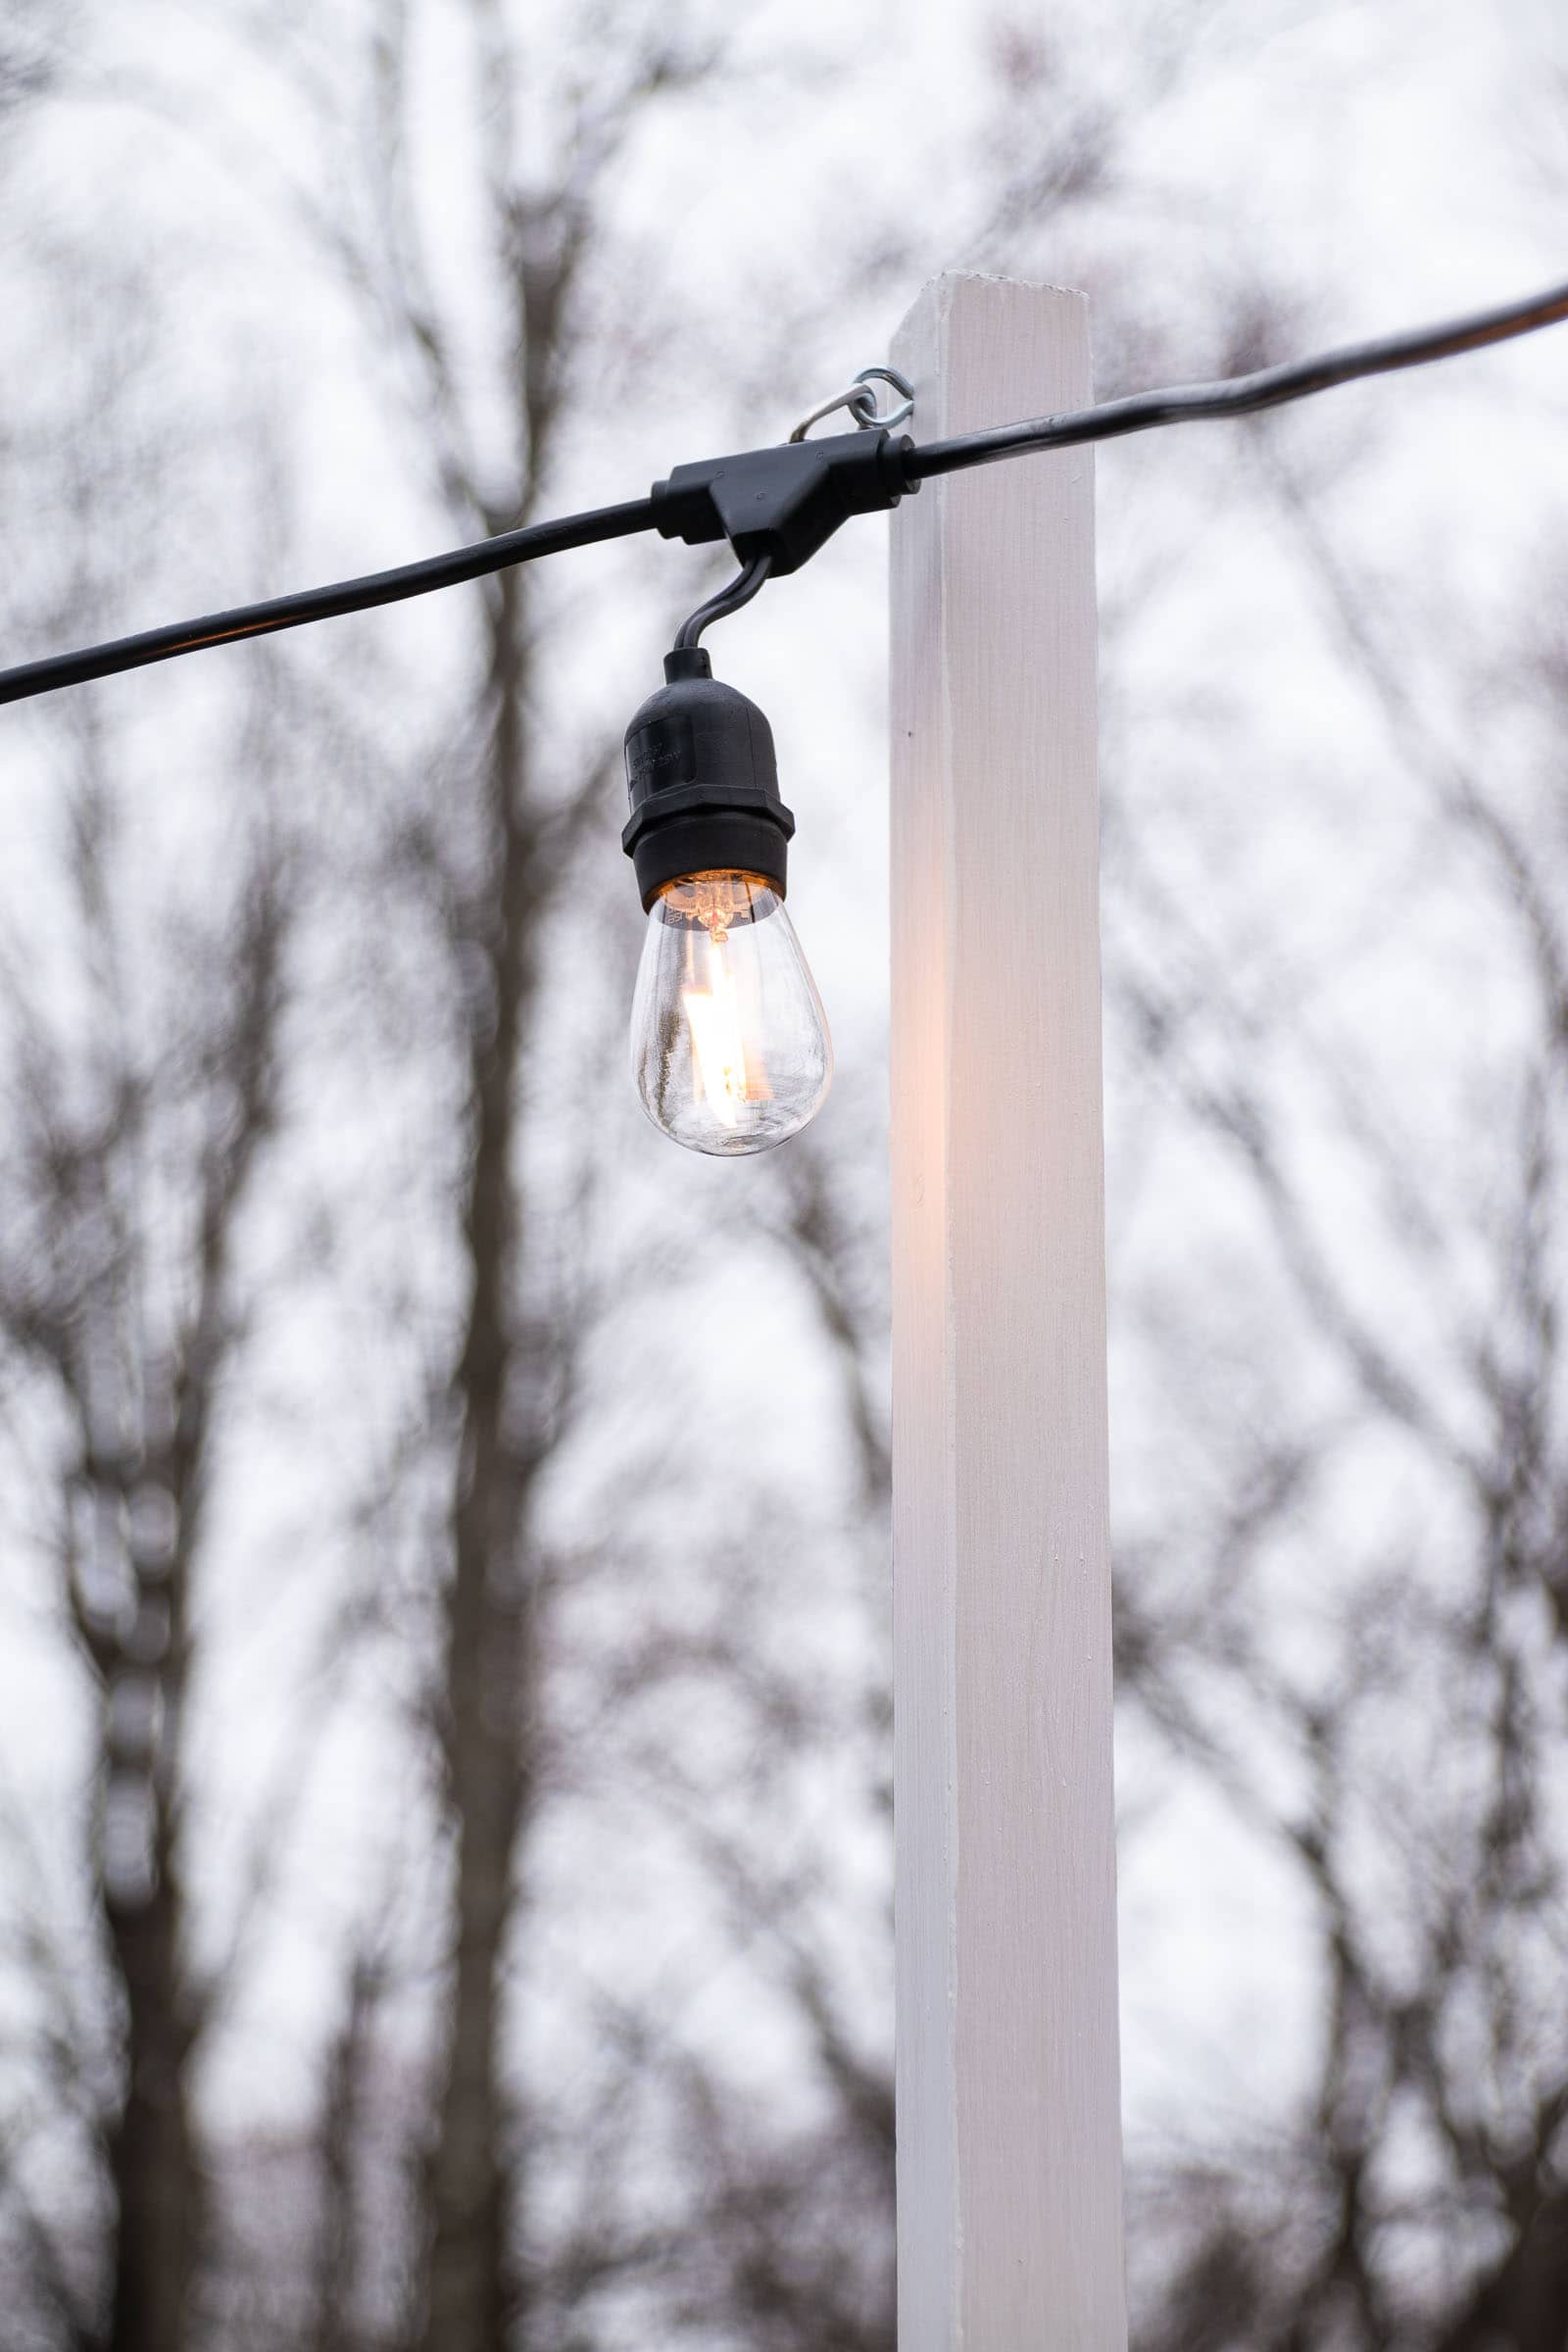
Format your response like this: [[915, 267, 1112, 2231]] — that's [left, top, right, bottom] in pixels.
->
[[104, 1885, 200, 2352], [419, 564, 540, 2352], [102, 1459, 200, 2352]]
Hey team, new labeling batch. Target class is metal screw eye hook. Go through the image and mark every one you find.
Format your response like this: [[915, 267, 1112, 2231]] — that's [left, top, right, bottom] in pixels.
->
[[850, 365, 915, 431], [787, 364, 915, 442]]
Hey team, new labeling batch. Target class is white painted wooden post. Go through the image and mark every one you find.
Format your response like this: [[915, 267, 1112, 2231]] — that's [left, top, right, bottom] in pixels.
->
[[890, 274, 1125, 2347]]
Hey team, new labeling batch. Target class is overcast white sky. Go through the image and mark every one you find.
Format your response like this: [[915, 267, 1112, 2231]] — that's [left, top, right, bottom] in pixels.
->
[[1, 0, 1565, 2219]]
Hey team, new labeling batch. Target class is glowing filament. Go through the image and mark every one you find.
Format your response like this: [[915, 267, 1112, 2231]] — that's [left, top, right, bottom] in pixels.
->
[[683, 940, 751, 1124]]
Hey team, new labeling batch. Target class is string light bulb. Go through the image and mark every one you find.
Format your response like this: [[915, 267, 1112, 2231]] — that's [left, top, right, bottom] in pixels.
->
[[622, 649, 831, 1155], [630, 869, 831, 1154]]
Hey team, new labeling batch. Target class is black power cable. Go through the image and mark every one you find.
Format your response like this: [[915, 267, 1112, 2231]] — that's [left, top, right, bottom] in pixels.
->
[[0, 496, 657, 708], [906, 275, 1568, 477], [1, 276, 1564, 709]]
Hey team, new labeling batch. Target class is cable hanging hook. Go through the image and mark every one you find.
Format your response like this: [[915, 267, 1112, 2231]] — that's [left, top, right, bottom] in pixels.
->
[[672, 551, 773, 651], [788, 364, 915, 443]]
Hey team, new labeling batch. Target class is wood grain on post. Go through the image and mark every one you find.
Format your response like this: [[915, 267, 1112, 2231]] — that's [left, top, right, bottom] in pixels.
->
[[890, 273, 1126, 2348]]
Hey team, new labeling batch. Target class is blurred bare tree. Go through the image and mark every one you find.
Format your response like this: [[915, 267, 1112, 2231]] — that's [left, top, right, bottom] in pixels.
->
[[0, 265, 325, 2346], [1095, 413, 1568, 2350], [222, 6, 878, 2346], [2, 6, 1566, 2352]]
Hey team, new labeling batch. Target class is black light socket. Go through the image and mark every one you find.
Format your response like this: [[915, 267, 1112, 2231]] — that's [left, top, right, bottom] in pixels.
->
[[621, 648, 795, 909]]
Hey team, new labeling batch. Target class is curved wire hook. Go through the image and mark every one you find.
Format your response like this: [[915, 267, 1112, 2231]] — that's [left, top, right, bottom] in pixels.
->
[[788, 364, 915, 442], [673, 551, 773, 651]]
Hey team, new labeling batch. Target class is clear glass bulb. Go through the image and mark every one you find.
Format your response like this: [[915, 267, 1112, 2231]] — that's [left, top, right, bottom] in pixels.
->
[[630, 870, 833, 1155]]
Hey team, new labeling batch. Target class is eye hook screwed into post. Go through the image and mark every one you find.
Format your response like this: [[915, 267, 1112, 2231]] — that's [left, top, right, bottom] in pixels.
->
[[849, 365, 915, 430], [788, 364, 916, 442]]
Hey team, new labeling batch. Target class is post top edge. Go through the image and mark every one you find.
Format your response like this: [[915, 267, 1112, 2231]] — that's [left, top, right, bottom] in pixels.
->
[[890, 270, 1089, 355]]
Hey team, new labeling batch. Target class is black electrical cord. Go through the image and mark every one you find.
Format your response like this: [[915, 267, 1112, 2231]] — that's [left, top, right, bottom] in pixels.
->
[[1, 275, 1565, 710], [0, 495, 657, 708], [672, 552, 773, 650], [906, 275, 1568, 478]]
